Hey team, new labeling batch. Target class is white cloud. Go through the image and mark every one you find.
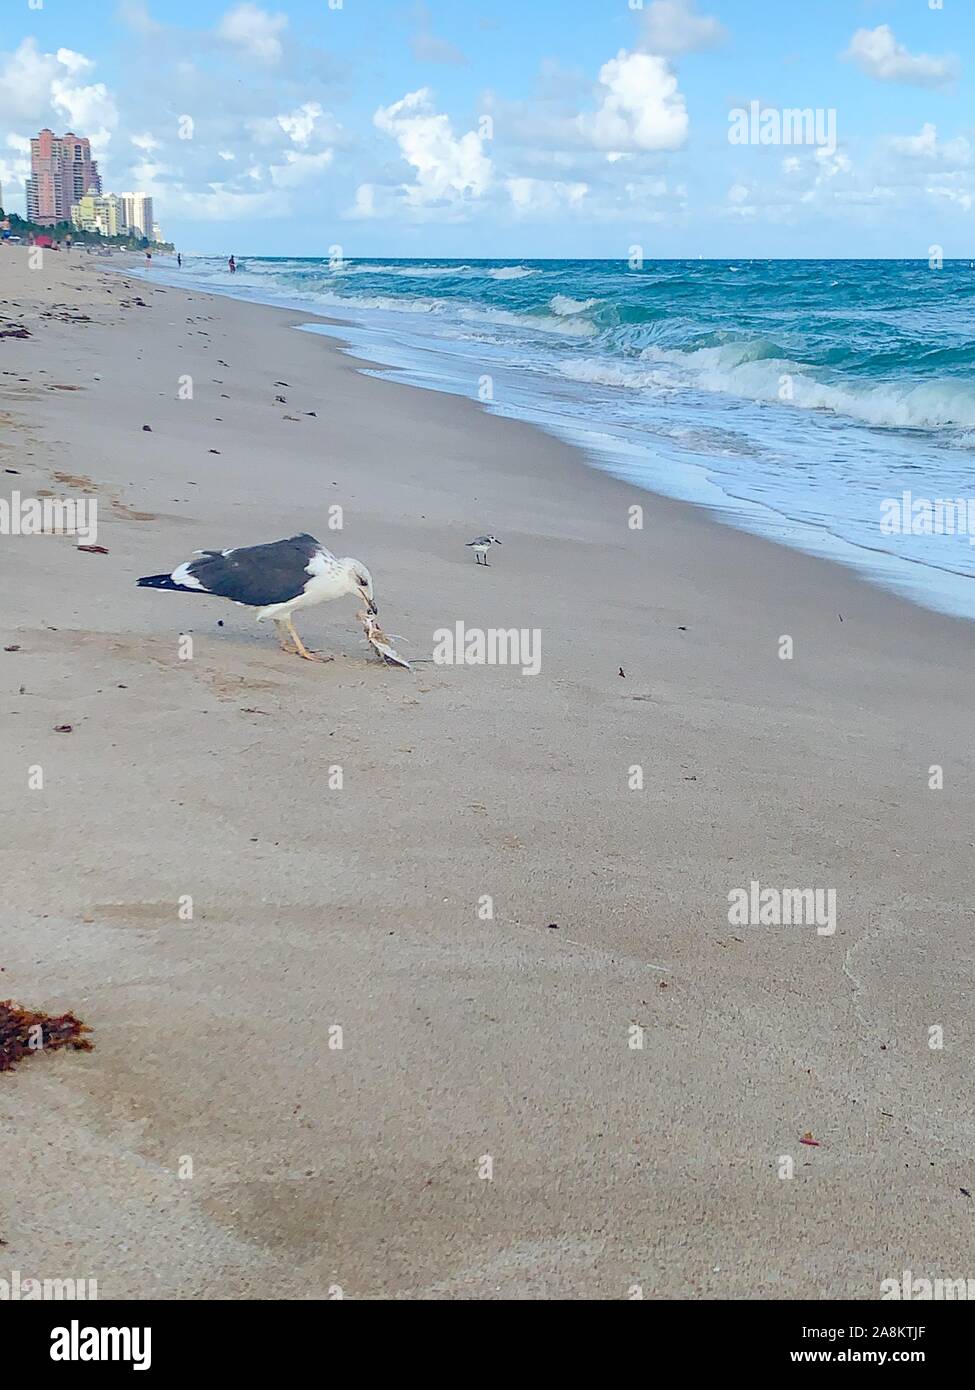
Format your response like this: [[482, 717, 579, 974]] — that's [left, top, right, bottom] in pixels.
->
[[131, 132, 160, 153], [640, 0, 726, 57], [216, 4, 288, 66], [578, 50, 688, 152], [0, 39, 117, 146], [129, 158, 172, 188], [506, 177, 588, 215], [51, 78, 118, 143], [268, 148, 333, 188], [719, 143, 955, 225], [372, 88, 492, 209], [55, 49, 94, 77], [277, 102, 334, 147], [890, 123, 970, 165], [714, 119, 974, 227], [815, 147, 852, 180], [277, 102, 322, 146], [926, 180, 973, 212], [348, 183, 379, 219], [0, 135, 31, 213], [624, 175, 668, 199], [0, 38, 61, 120], [247, 102, 340, 154], [0, 38, 117, 178], [124, 155, 284, 221], [786, 147, 853, 203], [843, 25, 958, 89]]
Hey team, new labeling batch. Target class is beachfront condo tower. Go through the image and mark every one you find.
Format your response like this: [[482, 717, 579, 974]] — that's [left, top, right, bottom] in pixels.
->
[[119, 193, 155, 239], [25, 129, 102, 226]]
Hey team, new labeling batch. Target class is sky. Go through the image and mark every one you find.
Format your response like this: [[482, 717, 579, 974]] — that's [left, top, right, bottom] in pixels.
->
[[0, 0, 972, 258]]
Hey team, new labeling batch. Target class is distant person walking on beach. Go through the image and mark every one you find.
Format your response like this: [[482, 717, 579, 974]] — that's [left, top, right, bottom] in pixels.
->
[[145, 250, 152, 267], [228, 255, 236, 274], [177, 252, 182, 268]]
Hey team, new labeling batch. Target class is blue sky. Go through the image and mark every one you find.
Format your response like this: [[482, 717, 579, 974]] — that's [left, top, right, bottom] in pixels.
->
[[0, 0, 972, 256]]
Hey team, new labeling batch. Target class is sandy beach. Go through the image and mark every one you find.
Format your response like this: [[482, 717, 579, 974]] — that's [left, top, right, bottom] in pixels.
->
[[2, 246, 973, 1300]]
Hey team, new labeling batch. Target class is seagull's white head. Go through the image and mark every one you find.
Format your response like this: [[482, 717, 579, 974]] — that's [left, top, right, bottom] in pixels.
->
[[341, 557, 377, 614]]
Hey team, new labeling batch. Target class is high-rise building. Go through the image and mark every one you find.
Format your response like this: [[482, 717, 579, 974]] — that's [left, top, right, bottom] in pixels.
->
[[25, 129, 101, 225], [71, 193, 127, 238], [119, 193, 154, 239]]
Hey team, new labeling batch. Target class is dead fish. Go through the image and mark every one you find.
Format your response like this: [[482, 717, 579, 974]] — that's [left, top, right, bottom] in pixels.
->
[[359, 611, 411, 669]]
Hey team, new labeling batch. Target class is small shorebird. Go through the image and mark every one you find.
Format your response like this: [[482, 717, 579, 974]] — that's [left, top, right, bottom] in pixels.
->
[[466, 534, 502, 566], [137, 533, 376, 662]]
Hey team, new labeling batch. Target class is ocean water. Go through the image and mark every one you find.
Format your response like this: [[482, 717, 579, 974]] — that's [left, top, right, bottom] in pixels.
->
[[147, 256, 975, 619]]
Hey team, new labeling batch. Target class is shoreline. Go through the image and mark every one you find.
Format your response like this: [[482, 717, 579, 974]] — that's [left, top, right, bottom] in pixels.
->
[[2, 247, 974, 1299], [130, 254, 975, 627], [112, 254, 975, 659]]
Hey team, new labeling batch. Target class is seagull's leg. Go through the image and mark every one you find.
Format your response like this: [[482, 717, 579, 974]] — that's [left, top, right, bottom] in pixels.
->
[[287, 616, 333, 663], [274, 618, 298, 654]]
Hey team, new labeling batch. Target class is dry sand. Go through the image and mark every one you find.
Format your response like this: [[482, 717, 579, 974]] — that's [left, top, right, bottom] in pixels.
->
[[1, 246, 973, 1299]]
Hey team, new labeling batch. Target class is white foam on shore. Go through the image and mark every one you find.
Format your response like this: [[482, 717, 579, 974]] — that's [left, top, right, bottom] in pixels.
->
[[560, 357, 674, 390]]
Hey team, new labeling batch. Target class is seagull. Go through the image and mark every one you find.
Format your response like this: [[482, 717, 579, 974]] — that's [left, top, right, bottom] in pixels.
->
[[466, 534, 502, 566], [137, 533, 376, 662]]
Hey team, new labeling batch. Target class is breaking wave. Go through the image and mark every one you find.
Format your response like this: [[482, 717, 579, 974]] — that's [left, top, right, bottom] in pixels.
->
[[639, 343, 975, 431], [486, 266, 539, 280]]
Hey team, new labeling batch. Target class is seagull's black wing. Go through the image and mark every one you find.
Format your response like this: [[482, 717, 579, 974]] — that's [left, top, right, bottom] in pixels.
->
[[189, 534, 327, 606], [138, 534, 329, 607]]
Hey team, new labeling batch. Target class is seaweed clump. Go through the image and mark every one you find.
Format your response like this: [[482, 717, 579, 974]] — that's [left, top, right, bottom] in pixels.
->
[[0, 1000, 93, 1073]]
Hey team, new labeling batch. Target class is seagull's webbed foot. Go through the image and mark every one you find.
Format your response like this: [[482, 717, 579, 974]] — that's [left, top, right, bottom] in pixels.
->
[[285, 617, 333, 663]]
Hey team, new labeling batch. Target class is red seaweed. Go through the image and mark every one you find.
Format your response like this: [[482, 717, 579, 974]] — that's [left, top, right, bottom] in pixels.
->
[[0, 1000, 93, 1073]]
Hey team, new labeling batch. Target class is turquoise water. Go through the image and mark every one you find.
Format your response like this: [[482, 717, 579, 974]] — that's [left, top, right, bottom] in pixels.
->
[[149, 256, 975, 619]]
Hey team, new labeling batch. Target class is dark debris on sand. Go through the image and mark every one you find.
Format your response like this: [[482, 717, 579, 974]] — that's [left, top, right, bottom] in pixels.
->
[[0, 1000, 93, 1073]]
